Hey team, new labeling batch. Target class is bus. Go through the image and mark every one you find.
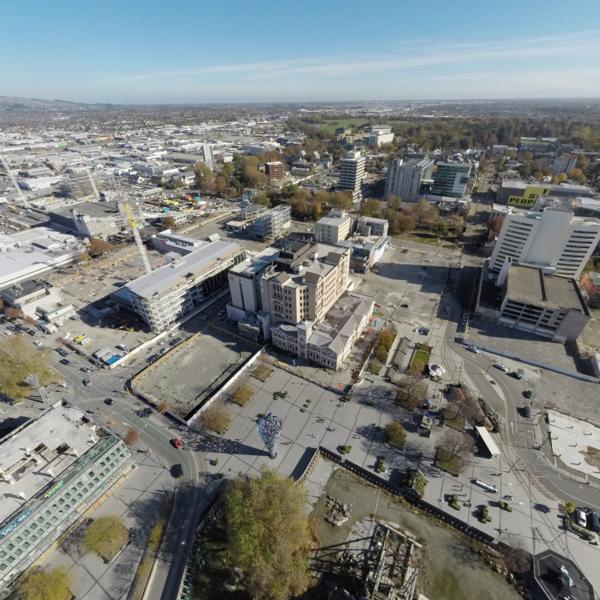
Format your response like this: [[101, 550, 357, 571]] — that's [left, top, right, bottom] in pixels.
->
[[472, 479, 497, 493]]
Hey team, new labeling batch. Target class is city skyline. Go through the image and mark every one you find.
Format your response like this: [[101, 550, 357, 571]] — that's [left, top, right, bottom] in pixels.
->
[[2, 0, 600, 103]]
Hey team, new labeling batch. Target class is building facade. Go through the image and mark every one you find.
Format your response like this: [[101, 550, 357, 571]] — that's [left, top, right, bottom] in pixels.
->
[[489, 208, 600, 279], [0, 402, 133, 590], [368, 126, 394, 146], [384, 158, 434, 202], [431, 162, 471, 199], [250, 205, 291, 241], [339, 151, 366, 204], [314, 210, 352, 245], [115, 240, 245, 331], [265, 161, 285, 181]]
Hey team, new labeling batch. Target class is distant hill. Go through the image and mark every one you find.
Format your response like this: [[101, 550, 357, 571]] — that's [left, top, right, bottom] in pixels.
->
[[0, 96, 114, 112]]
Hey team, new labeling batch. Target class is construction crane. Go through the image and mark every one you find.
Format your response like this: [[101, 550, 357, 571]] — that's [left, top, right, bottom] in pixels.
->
[[84, 164, 101, 201], [1, 156, 30, 208], [121, 201, 152, 274]]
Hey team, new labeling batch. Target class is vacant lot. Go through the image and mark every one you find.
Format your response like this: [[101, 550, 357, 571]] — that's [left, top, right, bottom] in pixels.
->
[[310, 468, 519, 600], [138, 327, 258, 419]]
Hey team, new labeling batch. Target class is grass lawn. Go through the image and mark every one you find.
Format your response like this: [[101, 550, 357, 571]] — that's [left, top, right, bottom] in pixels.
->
[[410, 348, 431, 374], [435, 448, 464, 476], [443, 407, 466, 431], [319, 117, 374, 134]]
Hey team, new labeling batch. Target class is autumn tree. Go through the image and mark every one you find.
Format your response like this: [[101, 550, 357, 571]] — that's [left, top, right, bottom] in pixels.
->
[[19, 568, 72, 600], [194, 161, 216, 192], [438, 429, 475, 461], [224, 469, 312, 600], [124, 428, 140, 447], [83, 516, 129, 561], [385, 421, 407, 449]]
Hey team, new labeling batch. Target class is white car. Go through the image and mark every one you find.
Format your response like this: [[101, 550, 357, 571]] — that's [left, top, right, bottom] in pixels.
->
[[467, 345, 480, 354], [492, 363, 509, 373], [574, 509, 588, 528]]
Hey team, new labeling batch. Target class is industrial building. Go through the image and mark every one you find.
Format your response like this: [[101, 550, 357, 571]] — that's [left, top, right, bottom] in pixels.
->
[[114, 239, 245, 331], [314, 210, 352, 244], [489, 208, 600, 279], [0, 280, 74, 323], [431, 162, 471, 199], [0, 228, 86, 290], [49, 201, 125, 239], [384, 158, 434, 202], [0, 402, 133, 590]]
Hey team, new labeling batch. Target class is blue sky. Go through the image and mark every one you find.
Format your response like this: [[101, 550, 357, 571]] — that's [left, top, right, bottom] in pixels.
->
[[2, 0, 600, 103]]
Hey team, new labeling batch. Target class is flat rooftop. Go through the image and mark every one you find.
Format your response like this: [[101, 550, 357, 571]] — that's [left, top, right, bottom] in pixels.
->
[[0, 402, 104, 525], [50, 200, 121, 219], [229, 247, 280, 277], [125, 239, 242, 299], [533, 549, 594, 600], [506, 266, 586, 312]]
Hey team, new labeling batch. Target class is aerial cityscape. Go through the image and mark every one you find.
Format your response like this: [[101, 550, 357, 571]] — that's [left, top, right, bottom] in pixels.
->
[[2, 2, 600, 600]]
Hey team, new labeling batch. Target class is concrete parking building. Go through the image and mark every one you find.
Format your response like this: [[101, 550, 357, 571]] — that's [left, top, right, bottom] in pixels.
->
[[115, 239, 245, 331], [0, 401, 133, 591]]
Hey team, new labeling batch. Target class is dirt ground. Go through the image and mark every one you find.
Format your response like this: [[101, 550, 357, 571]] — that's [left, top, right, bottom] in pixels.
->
[[310, 468, 519, 600]]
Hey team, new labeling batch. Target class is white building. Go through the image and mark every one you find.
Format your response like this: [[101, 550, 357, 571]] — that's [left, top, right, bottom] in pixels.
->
[[490, 207, 600, 279], [0, 228, 86, 290], [314, 210, 352, 245], [369, 126, 394, 146], [339, 151, 366, 204], [385, 158, 434, 202], [115, 240, 245, 331]]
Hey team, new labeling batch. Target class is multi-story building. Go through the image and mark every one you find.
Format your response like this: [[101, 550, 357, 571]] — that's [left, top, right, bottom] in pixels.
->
[[552, 153, 578, 175], [0, 401, 133, 590], [384, 158, 434, 201], [49, 201, 125, 239], [314, 210, 352, 244], [250, 204, 291, 241], [339, 151, 366, 204], [114, 240, 245, 331], [59, 169, 105, 200], [497, 179, 597, 208], [265, 161, 285, 181], [494, 264, 590, 342], [368, 126, 394, 146], [431, 162, 472, 199], [489, 208, 600, 279], [356, 216, 389, 238]]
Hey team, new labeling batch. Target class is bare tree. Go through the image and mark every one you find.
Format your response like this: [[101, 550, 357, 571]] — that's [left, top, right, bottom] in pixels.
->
[[448, 385, 483, 425], [502, 533, 531, 574], [396, 375, 427, 410], [438, 428, 475, 459]]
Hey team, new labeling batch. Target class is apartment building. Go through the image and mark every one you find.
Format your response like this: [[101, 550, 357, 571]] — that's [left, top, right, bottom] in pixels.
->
[[265, 160, 285, 181], [339, 151, 366, 204], [489, 208, 600, 279], [431, 162, 472, 199], [384, 158, 434, 201], [114, 240, 245, 331], [314, 210, 352, 244], [0, 402, 133, 590], [250, 204, 291, 241], [356, 216, 389, 238]]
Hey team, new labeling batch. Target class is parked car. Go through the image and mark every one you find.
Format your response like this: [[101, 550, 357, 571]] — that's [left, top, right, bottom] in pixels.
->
[[56, 348, 68, 357], [60, 358, 70, 365], [574, 509, 588, 528], [467, 345, 480, 353], [492, 363, 509, 373], [510, 371, 522, 380], [170, 438, 184, 450], [522, 390, 533, 399], [104, 398, 114, 405], [82, 379, 91, 387], [588, 511, 600, 532]]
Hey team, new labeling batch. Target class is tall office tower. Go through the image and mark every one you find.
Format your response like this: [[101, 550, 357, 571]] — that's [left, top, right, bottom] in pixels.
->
[[431, 162, 472, 198], [490, 207, 600, 279], [384, 157, 434, 201], [339, 151, 366, 204]]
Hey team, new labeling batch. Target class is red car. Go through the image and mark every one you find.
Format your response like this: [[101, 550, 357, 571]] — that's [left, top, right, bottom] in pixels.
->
[[170, 438, 184, 449]]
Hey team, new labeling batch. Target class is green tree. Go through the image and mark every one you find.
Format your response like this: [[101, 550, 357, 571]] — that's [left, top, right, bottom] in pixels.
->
[[385, 421, 407, 449], [564, 501, 576, 515], [19, 568, 72, 600], [224, 469, 312, 600], [194, 161, 215, 192], [84, 516, 129, 561]]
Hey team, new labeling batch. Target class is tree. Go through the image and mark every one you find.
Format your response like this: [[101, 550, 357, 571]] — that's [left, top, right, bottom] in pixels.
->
[[361, 198, 383, 218], [568, 167, 586, 184], [194, 161, 216, 192], [224, 469, 312, 600], [88, 237, 113, 258], [395, 375, 427, 410], [201, 404, 232, 434], [19, 567, 72, 600], [438, 429, 475, 460], [564, 500, 576, 515], [0, 336, 54, 402], [502, 533, 531, 574], [388, 212, 415, 235], [124, 428, 140, 447], [83, 516, 129, 561], [162, 215, 177, 230], [385, 421, 407, 449]]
